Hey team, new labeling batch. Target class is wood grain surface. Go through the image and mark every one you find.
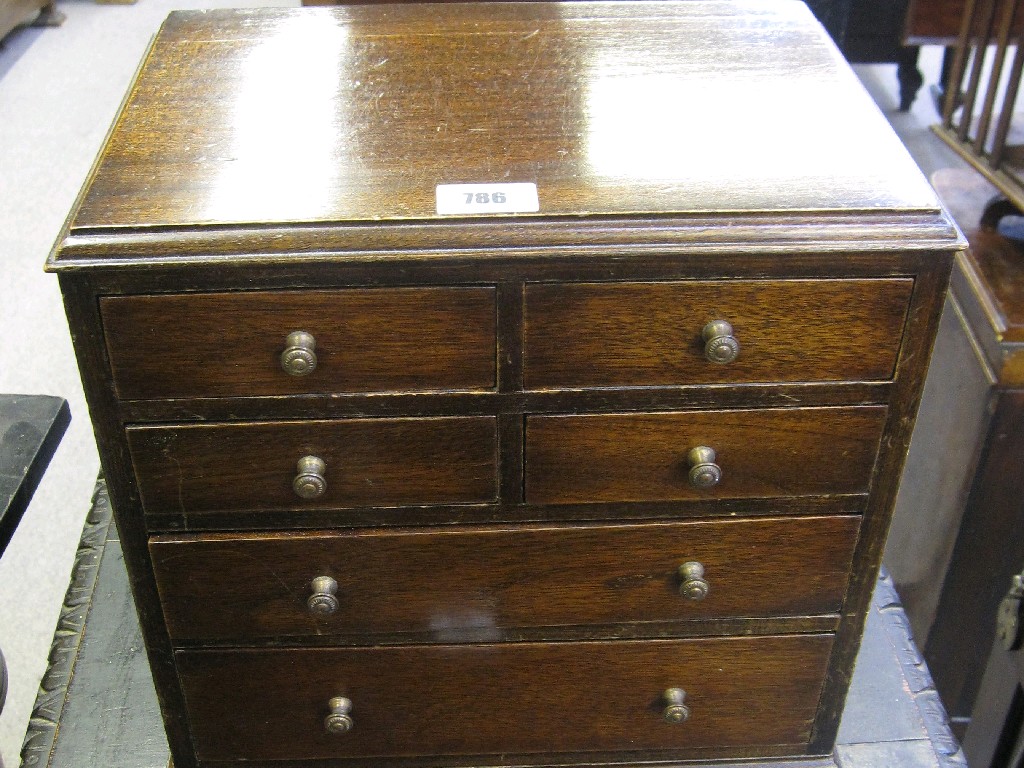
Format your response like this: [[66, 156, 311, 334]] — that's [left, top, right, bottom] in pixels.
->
[[524, 279, 913, 388], [176, 635, 834, 761], [150, 515, 860, 641], [526, 406, 887, 504], [127, 416, 498, 513], [101, 288, 496, 400], [44, 3, 964, 767], [64, 2, 939, 235]]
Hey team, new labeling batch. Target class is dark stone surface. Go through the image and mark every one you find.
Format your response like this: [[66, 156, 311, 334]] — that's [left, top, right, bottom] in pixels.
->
[[0, 394, 70, 558], [0, 394, 69, 720]]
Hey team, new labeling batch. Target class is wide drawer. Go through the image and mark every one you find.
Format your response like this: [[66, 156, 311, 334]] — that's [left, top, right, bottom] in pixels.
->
[[526, 406, 886, 504], [100, 287, 496, 400], [177, 635, 833, 761], [150, 515, 859, 641], [128, 416, 498, 514], [524, 278, 913, 388]]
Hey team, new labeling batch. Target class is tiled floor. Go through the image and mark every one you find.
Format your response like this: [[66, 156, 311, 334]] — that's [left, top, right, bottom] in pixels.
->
[[0, 6, 956, 763]]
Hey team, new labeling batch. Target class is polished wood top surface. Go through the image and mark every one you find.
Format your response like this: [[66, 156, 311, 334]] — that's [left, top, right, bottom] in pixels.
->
[[67, 0, 941, 238]]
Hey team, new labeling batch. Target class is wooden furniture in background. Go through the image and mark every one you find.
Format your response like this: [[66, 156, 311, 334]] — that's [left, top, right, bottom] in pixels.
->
[[961, 564, 1024, 767], [843, 0, 924, 111], [933, 0, 1024, 206], [47, 3, 961, 767], [884, 165, 1024, 744]]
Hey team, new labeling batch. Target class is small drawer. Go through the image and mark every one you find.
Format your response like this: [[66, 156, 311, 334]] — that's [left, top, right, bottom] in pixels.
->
[[127, 416, 498, 514], [150, 515, 859, 641], [176, 635, 833, 761], [100, 287, 496, 400], [526, 406, 886, 504], [523, 279, 913, 388]]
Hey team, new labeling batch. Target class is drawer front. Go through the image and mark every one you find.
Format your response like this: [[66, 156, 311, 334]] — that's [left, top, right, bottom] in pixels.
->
[[100, 287, 496, 400], [526, 406, 886, 504], [177, 635, 833, 761], [524, 279, 913, 388], [128, 417, 498, 514], [151, 515, 859, 641]]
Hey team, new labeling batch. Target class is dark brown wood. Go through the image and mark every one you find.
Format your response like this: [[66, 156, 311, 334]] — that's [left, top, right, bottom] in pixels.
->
[[962, 627, 1024, 767], [906, 0, 1024, 41], [100, 288, 496, 400], [143, 495, 868, 534], [526, 407, 886, 505], [882, 167, 1024, 743], [883, 291, 994, 648], [57, 274, 201, 768], [524, 279, 912, 388], [46, 4, 961, 767], [931, 168, 1024, 351], [150, 515, 860, 642], [176, 635, 834, 762], [127, 417, 498, 514], [60, 5, 941, 236], [809, 255, 954, 753], [925, 391, 1024, 737]]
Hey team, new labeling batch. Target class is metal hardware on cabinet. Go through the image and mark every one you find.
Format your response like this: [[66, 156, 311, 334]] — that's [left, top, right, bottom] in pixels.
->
[[281, 330, 318, 376], [308, 576, 339, 616], [997, 570, 1024, 651], [662, 688, 690, 723], [687, 446, 722, 488], [702, 320, 740, 364], [678, 561, 710, 601], [325, 697, 354, 734], [293, 455, 327, 500]]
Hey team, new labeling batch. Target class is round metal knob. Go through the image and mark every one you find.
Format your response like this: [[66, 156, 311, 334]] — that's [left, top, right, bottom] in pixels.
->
[[325, 696, 353, 734], [308, 576, 339, 616], [293, 456, 327, 500], [281, 331, 318, 376], [678, 561, 710, 601], [687, 446, 722, 488], [662, 688, 690, 723], [702, 320, 739, 364]]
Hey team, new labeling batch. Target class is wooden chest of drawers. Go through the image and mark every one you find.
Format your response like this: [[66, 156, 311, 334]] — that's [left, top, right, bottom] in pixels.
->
[[48, 3, 962, 767]]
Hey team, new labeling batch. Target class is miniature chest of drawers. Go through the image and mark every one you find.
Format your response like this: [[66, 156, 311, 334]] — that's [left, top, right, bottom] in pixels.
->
[[49, 3, 962, 767]]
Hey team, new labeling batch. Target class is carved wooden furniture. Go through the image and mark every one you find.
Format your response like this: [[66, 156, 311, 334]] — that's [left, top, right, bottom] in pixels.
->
[[19, 481, 970, 768], [48, 3, 962, 767]]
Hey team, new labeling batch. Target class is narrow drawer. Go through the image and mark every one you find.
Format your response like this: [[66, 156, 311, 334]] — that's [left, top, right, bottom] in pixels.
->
[[100, 287, 496, 399], [526, 406, 886, 504], [128, 416, 498, 514], [177, 635, 833, 761], [150, 515, 859, 641], [524, 279, 913, 388]]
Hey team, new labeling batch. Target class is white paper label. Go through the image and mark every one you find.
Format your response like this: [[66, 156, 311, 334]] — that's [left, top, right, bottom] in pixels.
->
[[435, 182, 539, 215]]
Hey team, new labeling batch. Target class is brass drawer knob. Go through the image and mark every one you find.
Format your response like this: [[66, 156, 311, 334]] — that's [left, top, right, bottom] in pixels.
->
[[702, 320, 740, 364], [281, 331, 318, 376], [293, 455, 327, 499], [678, 561, 710, 601], [662, 688, 690, 723], [687, 446, 721, 488], [308, 576, 339, 616], [325, 696, 354, 734]]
